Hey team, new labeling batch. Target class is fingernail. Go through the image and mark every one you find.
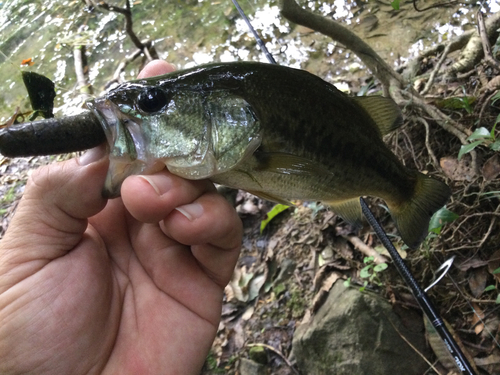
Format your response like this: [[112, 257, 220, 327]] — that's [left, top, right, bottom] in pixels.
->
[[78, 145, 106, 166], [175, 203, 203, 221], [138, 174, 172, 196]]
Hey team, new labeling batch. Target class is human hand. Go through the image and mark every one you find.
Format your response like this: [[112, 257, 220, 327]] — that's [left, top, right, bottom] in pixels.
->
[[0, 60, 242, 375]]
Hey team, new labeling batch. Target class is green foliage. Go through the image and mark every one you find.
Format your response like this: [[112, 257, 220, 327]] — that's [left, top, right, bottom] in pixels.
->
[[286, 288, 308, 319], [1, 185, 18, 205], [260, 204, 290, 233], [439, 95, 475, 114], [344, 277, 352, 287], [428, 207, 458, 235], [483, 283, 500, 304], [359, 256, 388, 291], [204, 351, 226, 373], [390, 0, 400, 10], [483, 268, 500, 304], [458, 115, 500, 160]]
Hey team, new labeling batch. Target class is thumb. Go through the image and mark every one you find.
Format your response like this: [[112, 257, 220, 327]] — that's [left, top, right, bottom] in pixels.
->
[[0, 145, 109, 268]]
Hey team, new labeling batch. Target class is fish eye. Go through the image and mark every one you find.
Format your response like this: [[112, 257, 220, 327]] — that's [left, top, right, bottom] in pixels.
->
[[137, 88, 168, 113]]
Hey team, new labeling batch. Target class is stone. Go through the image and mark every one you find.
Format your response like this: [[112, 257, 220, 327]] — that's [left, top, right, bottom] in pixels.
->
[[291, 281, 430, 375]]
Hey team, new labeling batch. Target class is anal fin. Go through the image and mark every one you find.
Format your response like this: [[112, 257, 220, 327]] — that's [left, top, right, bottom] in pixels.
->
[[325, 198, 363, 227]]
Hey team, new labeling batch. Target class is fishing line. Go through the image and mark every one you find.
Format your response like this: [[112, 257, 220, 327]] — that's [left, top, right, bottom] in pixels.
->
[[231, 0, 277, 65], [232, 1, 477, 373]]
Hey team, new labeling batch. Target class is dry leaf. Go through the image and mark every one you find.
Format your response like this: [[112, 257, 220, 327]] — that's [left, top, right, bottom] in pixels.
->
[[456, 257, 488, 272], [482, 154, 500, 180], [468, 267, 488, 298], [471, 303, 485, 335], [440, 155, 476, 181], [311, 273, 341, 313]]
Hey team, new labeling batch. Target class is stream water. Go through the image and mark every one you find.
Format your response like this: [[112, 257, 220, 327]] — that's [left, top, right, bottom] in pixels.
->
[[0, 0, 498, 121]]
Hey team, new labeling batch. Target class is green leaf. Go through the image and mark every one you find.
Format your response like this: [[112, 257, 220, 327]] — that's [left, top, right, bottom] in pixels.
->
[[360, 265, 373, 278], [467, 127, 491, 141], [484, 285, 496, 292], [343, 277, 351, 287], [458, 140, 483, 160], [491, 91, 500, 104], [363, 256, 374, 264], [491, 120, 498, 136], [496, 294, 500, 304], [260, 204, 290, 233], [490, 140, 500, 151], [373, 263, 388, 273], [428, 207, 459, 234], [390, 0, 400, 10], [493, 267, 500, 274]]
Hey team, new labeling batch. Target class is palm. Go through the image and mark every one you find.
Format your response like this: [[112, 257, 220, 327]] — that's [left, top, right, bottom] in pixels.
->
[[0, 171, 241, 375]]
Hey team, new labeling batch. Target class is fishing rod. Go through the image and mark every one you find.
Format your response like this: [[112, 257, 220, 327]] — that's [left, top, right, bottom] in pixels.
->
[[360, 199, 475, 374], [231, 1, 476, 374]]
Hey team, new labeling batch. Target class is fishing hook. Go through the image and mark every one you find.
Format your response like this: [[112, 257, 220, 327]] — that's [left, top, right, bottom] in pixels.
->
[[425, 256, 455, 292]]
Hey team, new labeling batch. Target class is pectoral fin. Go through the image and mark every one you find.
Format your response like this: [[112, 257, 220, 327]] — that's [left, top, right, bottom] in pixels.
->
[[324, 198, 363, 227], [255, 152, 332, 176], [247, 190, 295, 206]]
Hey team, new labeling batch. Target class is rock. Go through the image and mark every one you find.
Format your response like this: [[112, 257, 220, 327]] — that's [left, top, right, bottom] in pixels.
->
[[291, 281, 430, 375], [238, 358, 266, 375]]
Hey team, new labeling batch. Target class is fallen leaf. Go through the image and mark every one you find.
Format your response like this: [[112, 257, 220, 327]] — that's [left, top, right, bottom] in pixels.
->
[[482, 154, 500, 180], [440, 155, 476, 181], [456, 257, 489, 272], [311, 273, 341, 313], [469, 267, 488, 298], [241, 305, 255, 321], [471, 303, 485, 335]]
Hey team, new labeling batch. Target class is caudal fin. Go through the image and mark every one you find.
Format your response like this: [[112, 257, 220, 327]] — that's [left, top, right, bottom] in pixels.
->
[[389, 173, 451, 249]]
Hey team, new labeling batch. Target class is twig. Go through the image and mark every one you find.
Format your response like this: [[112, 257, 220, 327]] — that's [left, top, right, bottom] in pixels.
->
[[416, 117, 440, 170], [342, 234, 389, 265], [479, 89, 499, 126], [73, 45, 93, 96], [246, 343, 299, 374], [476, 214, 497, 250], [477, 9, 500, 72], [420, 42, 452, 95], [89, 0, 158, 62]]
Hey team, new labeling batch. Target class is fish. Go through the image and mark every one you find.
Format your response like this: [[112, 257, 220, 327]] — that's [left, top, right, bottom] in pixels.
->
[[0, 62, 451, 248]]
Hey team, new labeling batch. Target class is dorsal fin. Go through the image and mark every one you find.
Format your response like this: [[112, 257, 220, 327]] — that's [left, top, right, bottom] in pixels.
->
[[353, 96, 403, 137]]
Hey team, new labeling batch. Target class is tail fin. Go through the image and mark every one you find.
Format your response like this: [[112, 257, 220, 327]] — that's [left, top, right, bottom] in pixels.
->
[[389, 173, 451, 249]]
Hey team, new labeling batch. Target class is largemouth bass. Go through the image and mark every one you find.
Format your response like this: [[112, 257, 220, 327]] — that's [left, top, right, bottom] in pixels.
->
[[0, 62, 450, 248]]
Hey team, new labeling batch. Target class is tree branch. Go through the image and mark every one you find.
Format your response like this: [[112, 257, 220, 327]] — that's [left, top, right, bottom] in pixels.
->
[[279, 0, 403, 91]]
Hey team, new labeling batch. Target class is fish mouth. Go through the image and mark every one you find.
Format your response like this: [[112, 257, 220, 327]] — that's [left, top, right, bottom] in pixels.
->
[[87, 97, 153, 198]]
